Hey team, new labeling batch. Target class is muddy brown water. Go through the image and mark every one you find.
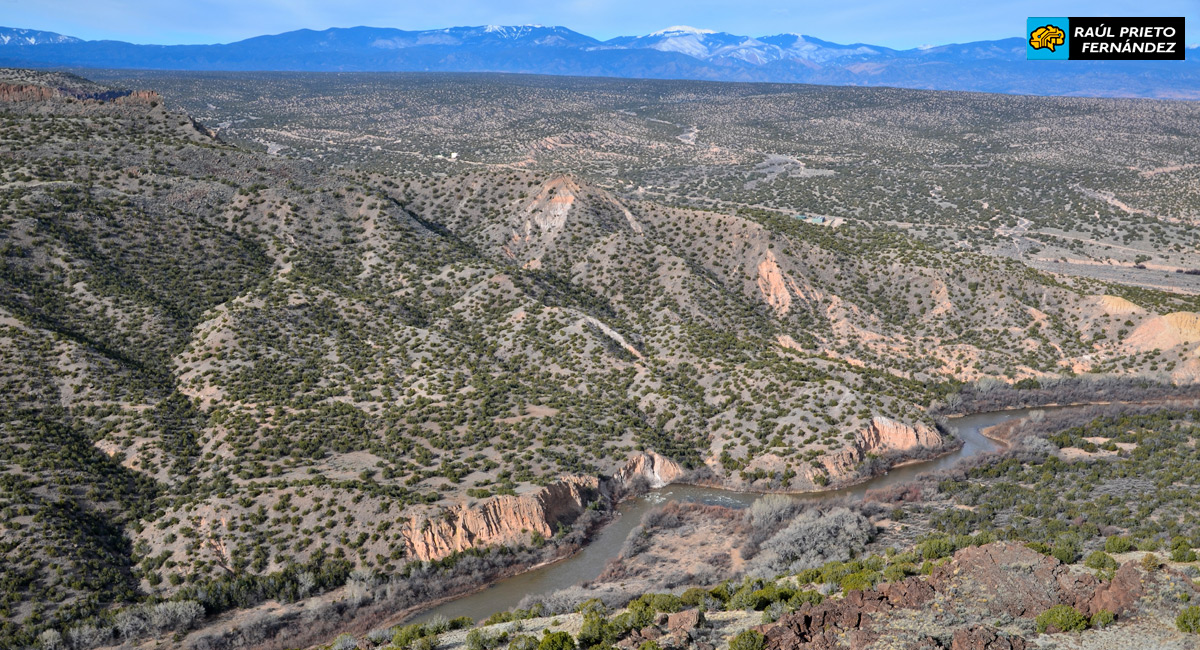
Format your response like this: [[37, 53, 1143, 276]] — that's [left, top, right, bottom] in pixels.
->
[[410, 406, 1068, 624]]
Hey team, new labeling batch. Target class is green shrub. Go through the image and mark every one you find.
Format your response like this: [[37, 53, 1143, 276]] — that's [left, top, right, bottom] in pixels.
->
[[648, 594, 682, 613], [1177, 606, 1200, 633], [728, 630, 766, 650], [1171, 547, 1197, 563], [706, 583, 731, 604], [785, 590, 823, 609], [1104, 536, 1134, 554], [393, 624, 431, 649], [467, 629, 508, 650], [794, 568, 820, 585], [840, 570, 879, 593], [1091, 609, 1115, 628], [1036, 605, 1088, 633], [537, 631, 576, 650], [1169, 537, 1197, 563], [680, 587, 708, 607], [918, 537, 955, 560], [577, 613, 612, 649], [1084, 551, 1118, 572], [637, 642, 661, 650], [1025, 542, 1052, 556], [1142, 553, 1161, 572], [576, 599, 607, 616], [882, 563, 915, 583], [1051, 539, 1080, 565]]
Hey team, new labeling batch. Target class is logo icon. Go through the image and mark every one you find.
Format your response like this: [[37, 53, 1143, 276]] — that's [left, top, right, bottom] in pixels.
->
[[1027, 17, 1070, 59], [1029, 24, 1065, 52]]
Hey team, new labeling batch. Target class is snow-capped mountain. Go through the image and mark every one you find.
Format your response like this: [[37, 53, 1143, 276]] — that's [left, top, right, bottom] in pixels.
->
[[601, 27, 892, 66], [604, 26, 772, 62], [0, 27, 80, 46], [0, 24, 1193, 98], [756, 34, 892, 63]]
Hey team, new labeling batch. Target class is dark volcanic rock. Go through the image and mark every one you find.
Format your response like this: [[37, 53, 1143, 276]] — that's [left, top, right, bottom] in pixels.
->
[[929, 542, 1096, 618], [1083, 561, 1146, 616], [760, 542, 1156, 649], [950, 625, 1027, 650]]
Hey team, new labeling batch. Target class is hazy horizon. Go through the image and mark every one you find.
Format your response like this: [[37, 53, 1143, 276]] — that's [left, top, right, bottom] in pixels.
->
[[3, 0, 1196, 49]]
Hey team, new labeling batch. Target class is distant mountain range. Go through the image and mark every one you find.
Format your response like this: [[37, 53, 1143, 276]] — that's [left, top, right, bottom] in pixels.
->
[[1, 24, 1198, 98]]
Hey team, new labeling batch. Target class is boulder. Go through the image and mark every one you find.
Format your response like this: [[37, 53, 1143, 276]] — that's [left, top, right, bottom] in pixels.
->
[[950, 625, 1027, 650], [666, 609, 703, 632], [1083, 561, 1146, 616]]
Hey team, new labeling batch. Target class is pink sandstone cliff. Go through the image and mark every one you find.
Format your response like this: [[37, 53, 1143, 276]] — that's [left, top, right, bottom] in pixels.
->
[[402, 452, 685, 561]]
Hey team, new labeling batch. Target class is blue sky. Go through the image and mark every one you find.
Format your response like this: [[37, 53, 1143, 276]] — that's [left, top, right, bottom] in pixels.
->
[[3, 0, 1197, 49]]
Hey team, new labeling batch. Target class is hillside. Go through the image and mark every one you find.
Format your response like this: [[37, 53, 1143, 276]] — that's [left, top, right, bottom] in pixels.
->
[[2, 69, 1200, 649]]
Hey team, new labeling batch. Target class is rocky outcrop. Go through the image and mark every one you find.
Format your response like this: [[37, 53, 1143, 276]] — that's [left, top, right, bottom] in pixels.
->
[[756, 251, 793, 316], [666, 608, 703, 633], [1082, 560, 1145, 616], [928, 542, 1096, 617], [404, 476, 601, 561], [400, 452, 684, 562], [114, 89, 161, 105], [1125, 311, 1200, 353], [0, 82, 161, 105], [859, 415, 943, 452], [818, 416, 945, 481], [615, 451, 685, 489], [950, 626, 1027, 650], [760, 542, 1158, 650], [761, 582, 923, 650], [0, 82, 59, 102]]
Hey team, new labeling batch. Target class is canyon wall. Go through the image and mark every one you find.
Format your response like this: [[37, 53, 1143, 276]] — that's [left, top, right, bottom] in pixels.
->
[[0, 82, 161, 104], [615, 451, 685, 488], [818, 416, 945, 482], [402, 452, 684, 561], [403, 476, 602, 561], [0, 82, 58, 102]]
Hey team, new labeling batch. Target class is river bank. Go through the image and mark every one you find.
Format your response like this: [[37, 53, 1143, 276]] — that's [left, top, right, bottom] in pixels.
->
[[404, 407, 1034, 625], [174, 399, 1190, 650]]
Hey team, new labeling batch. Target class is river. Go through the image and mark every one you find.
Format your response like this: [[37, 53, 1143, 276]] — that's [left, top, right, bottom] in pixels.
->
[[410, 406, 1056, 624]]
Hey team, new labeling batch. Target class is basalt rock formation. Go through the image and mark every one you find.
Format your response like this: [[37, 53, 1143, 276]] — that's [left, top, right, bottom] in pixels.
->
[[760, 542, 1158, 650]]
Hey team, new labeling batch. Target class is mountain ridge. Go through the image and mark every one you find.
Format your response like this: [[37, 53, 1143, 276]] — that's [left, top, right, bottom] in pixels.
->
[[0, 24, 1197, 98]]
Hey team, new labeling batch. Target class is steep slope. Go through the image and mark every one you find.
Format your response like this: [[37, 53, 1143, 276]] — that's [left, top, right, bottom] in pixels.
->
[[3, 69, 1199, 649]]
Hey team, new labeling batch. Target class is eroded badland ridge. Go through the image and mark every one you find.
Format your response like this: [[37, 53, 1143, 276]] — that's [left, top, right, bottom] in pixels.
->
[[2, 68, 1200, 649]]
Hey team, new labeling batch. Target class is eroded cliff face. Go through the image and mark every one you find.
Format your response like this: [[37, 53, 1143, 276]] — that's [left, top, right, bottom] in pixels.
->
[[402, 452, 686, 561], [0, 83, 59, 102], [817, 416, 945, 481], [0, 82, 161, 104], [615, 451, 685, 488], [404, 476, 602, 561]]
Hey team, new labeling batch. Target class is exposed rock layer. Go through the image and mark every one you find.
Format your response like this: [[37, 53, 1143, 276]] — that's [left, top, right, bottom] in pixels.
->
[[818, 416, 945, 481], [402, 452, 683, 561], [761, 542, 1154, 650]]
